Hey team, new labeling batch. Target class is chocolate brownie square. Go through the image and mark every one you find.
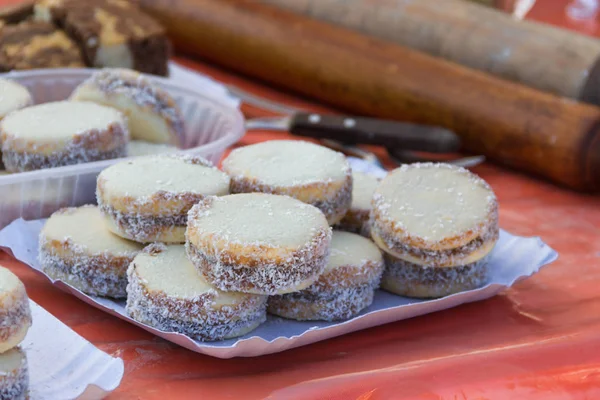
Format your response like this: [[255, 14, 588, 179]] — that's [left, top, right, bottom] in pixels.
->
[[36, 0, 169, 76], [0, 1, 34, 24], [0, 20, 85, 71]]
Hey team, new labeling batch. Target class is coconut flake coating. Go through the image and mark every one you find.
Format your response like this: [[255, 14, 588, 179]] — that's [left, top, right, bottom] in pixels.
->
[[0, 267, 32, 353], [268, 283, 376, 321], [97, 154, 230, 243], [0, 347, 28, 400], [381, 251, 492, 298], [186, 193, 332, 295], [126, 244, 267, 341], [223, 140, 352, 224], [71, 68, 185, 145], [372, 163, 499, 252], [38, 206, 143, 298]]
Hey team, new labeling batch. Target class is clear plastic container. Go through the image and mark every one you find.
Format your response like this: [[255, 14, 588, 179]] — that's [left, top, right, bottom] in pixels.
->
[[0, 68, 245, 229]]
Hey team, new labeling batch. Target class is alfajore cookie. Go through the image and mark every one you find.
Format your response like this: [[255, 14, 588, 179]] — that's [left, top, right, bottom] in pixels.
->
[[222, 140, 352, 225], [126, 244, 267, 341], [370, 163, 499, 298], [268, 231, 384, 321], [39, 205, 144, 298], [0, 80, 32, 120], [0, 101, 128, 172], [71, 68, 184, 145], [335, 171, 380, 235], [186, 193, 332, 295], [97, 154, 230, 243], [0, 266, 32, 354], [0, 347, 28, 400], [127, 140, 178, 157]]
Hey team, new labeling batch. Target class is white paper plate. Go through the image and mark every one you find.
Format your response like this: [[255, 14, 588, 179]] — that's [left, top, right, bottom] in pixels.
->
[[0, 157, 558, 359], [21, 301, 124, 399]]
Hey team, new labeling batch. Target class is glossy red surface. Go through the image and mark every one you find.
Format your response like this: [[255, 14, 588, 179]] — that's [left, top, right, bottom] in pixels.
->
[[1, 1, 599, 398]]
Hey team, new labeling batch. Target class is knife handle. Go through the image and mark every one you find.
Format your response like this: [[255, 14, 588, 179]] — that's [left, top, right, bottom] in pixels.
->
[[289, 113, 461, 153]]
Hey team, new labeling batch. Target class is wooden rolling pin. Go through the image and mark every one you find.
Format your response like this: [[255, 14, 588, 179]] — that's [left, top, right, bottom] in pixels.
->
[[264, 0, 600, 105], [140, 0, 600, 192]]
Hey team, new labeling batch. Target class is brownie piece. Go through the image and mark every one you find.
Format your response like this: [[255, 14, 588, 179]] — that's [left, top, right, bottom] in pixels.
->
[[0, 1, 34, 24], [36, 0, 169, 76], [0, 20, 85, 71]]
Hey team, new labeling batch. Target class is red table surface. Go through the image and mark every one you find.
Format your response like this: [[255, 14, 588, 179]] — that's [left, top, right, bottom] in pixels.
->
[[1, 1, 600, 399]]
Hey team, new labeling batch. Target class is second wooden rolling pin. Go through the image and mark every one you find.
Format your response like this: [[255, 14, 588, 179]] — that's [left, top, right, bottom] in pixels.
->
[[140, 0, 600, 192], [264, 0, 600, 106]]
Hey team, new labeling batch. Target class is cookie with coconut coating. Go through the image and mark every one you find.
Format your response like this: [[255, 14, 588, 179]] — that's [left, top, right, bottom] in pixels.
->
[[335, 171, 380, 235], [186, 193, 332, 295], [222, 140, 352, 225], [268, 231, 384, 321], [71, 68, 183, 145], [0, 266, 31, 354], [39, 205, 144, 298], [97, 154, 230, 243], [370, 163, 499, 298], [1, 101, 128, 172], [0, 347, 28, 400], [127, 244, 267, 341]]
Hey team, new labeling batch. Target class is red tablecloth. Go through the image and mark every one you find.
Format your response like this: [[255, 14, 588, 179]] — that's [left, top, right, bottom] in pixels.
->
[[1, 1, 600, 399]]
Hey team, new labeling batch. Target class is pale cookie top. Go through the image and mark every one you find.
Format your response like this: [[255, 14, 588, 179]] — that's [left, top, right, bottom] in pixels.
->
[[0, 265, 21, 293], [351, 171, 380, 211], [0, 347, 24, 372], [99, 155, 230, 200], [189, 193, 329, 248], [374, 163, 497, 243], [223, 140, 350, 186], [0, 79, 32, 119], [326, 231, 382, 273], [0, 101, 125, 142], [42, 206, 143, 256], [128, 140, 178, 157], [133, 244, 249, 305]]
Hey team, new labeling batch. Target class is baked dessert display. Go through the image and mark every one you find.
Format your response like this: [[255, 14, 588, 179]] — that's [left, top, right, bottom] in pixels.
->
[[0, 266, 32, 354], [371, 163, 499, 298], [0, 100, 128, 172], [0, 80, 32, 120], [186, 193, 332, 295], [39, 205, 144, 298], [335, 171, 380, 235], [97, 154, 230, 243], [128, 140, 178, 157], [222, 140, 352, 225], [0, 348, 28, 400], [268, 231, 384, 321], [0, 1, 34, 24], [71, 68, 184, 145], [34, 0, 169, 75], [127, 244, 267, 341], [0, 21, 85, 71]]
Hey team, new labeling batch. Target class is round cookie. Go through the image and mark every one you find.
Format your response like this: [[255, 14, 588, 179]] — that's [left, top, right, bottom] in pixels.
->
[[127, 140, 178, 157], [268, 231, 384, 321], [97, 154, 230, 243], [0, 266, 32, 354], [126, 244, 267, 341], [0, 347, 28, 400], [370, 163, 499, 298], [0, 101, 128, 172], [0, 79, 32, 119], [39, 205, 144, 298], [186, 193, 332, 295], [335, 171, 380, 235], [71, 68, 184, 145], [222, 140, 352, 225]]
